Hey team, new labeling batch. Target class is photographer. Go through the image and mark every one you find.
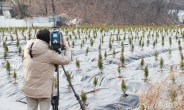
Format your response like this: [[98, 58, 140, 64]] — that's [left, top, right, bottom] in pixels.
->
[[22, 28, 71, 110]]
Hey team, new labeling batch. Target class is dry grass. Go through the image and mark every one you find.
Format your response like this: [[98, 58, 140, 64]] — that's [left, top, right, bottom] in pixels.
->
[[137, 66, 184, 110]]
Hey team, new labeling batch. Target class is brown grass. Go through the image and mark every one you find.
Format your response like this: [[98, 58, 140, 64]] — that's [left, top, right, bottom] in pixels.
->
[[137, 66, 184, 110]]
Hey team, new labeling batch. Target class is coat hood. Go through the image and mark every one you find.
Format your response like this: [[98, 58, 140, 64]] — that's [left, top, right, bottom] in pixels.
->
[[26, 39, 49, 56]]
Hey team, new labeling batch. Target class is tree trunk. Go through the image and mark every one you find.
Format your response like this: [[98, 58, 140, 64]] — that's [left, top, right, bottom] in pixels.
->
[[75, 0, 79, 18], [44, 0, 47, 15], [51, 0, 55, 14], [29, 0, 32, 6], [84, 0, 88, 22]]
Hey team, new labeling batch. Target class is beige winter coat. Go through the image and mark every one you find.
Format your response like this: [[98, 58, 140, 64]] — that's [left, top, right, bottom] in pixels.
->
[[22, 39, 71, 98]]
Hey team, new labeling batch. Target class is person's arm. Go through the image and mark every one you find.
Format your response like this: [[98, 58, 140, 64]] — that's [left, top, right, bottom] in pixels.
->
[[49, 40, 71, 65]]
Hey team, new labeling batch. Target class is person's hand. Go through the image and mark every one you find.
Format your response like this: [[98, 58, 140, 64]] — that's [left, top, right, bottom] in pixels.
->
[[63, 39, 69, 48]]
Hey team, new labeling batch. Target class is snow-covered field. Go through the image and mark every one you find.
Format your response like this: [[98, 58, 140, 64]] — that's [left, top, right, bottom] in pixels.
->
[[0, 26, 184, 110]]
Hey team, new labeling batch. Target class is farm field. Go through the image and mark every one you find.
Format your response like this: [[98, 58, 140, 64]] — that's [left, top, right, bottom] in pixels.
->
[[0, 26, 184, 110]]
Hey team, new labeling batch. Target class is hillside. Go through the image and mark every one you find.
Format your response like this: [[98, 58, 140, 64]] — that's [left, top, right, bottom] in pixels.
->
[[12, 0, 184, 25]]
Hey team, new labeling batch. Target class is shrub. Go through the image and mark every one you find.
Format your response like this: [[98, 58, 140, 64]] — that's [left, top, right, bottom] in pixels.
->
[[141, 41, 144, 49], [116, 35, 119, 42], [160, 57, 164, 69], [80, 91, 87, 105], [4, 48, 7, 60], [121, 45, 124, 53], [180, 60, 184, 70], [120, 53, 125, 66], [170, 89, 177, 103], [104, 50, 107, 60], [6, 61, 11, 75], [121, 41, 124, 47], [90, 38, 94, 47], [140, 56, 144, 69], [11, 35, 14, 42], [98, 43, 101, 50], [154, 50, 159, 60], [75, 58, 80, 71], [175, 35, 178, 41], [144, 65, 149, 80], [93, 75, 97, 91], [170, 67, 175, 84], [75, 35, 77, 40], [20, 48, 24, 59], [80, 43, 83, 49], [13, 69, 17, 84], [72, 40, 75, 48], [112, 48, 116, 58], [140, 103, 145, 110], [123, 34, 126, 40], [5, 37, 7, 42], [18, 46, 22, 56], [5, 44, 8, 52], [168, 48, 172, 57], [153, 41, 155, 48], [147, 39, 150, 46], [161, 36, 164, 47], [109, 41, 112, 50], [155, 38, 158, 44], [128, 37, 132, 45], [66, 71, 71, 86], [68, 41, 70, 47], [169, 36, 172, 46], [97, 59, 103, 73], [85, 47, 89, 56], [139, 39, 142, 46], [16, 39, 20, 48], [98, 52, 102, 60], [112, 37, 114, 43], [180, 53, 184, 61], [28, 33, 31, 40], [117, 64, 121, 78], [131, 43, 134, 52], [121, 79, 127, 97], [3, 41, 5, 48], [101, 36, 104, 44], [178, 45, 182, 53], [178, 39, 181, 45]]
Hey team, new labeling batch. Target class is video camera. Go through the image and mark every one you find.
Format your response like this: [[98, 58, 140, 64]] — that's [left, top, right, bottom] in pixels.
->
[[50, 27, 64, 51]]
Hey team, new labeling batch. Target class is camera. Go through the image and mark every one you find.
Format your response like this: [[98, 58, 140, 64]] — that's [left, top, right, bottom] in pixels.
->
[[50, 27, 64, 51]]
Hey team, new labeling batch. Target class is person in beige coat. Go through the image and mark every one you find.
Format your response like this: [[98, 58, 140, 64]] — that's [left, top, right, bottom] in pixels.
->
[[22, 28, 71, 110]]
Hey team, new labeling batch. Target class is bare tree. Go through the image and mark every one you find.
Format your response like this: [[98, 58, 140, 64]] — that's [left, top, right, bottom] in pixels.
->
[[74, 0, 79, 18], [44, 0, 47, 15], [11, 0, 180, 25], [51, 0, 55, 14], [14, 0, 29, 18], [84, 0, 88, 22]]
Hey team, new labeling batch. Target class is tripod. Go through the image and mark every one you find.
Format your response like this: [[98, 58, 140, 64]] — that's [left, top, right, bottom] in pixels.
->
[[51, 65, 59, 110], [51, 51, 85, 110]]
